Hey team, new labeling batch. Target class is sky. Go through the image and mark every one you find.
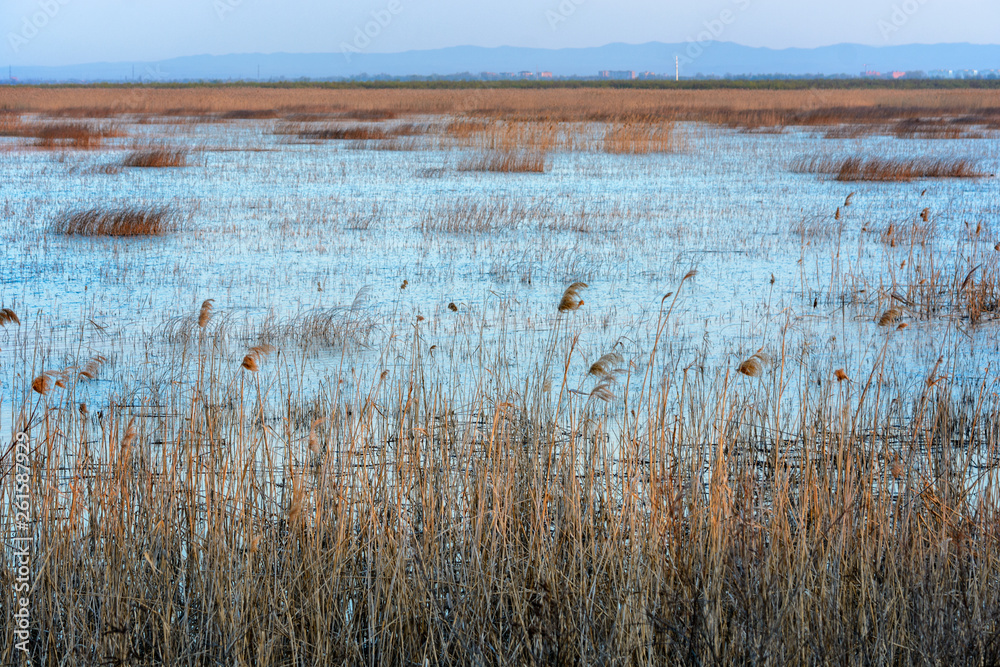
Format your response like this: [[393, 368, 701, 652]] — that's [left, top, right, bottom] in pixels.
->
[[3, 0, 999, 66]]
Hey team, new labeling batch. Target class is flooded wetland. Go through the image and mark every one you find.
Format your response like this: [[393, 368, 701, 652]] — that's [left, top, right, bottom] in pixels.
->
[[1, 87, 999, 664]]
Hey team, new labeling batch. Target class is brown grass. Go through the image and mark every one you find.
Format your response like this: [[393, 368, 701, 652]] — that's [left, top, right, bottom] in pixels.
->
[[794, 156, 987, 181], [51, 206, 178, 236]]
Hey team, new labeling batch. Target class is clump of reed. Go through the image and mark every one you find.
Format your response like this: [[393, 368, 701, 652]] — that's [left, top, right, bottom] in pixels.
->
[[602, 116, 678, 154], [346, 137, 423, 152], [0, 111, 24, 136], [18, 121, 121, 148], [120, 146, 188, 168], [295, 124, 391, 141], [50, 205, 179, 236], [793, 156, 986, 181], [458, 150, 548, 173]]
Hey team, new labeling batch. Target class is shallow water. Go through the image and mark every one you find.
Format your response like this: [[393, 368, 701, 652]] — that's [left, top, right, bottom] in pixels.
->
[[2, 117, 999, 441]]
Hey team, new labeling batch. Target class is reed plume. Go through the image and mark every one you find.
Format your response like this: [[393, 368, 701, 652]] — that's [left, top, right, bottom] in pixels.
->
[[241, 343, 276, 372], [78, 355, 107, 381], [32, 375, 51, 394], [878, 308, 903, 327], [198, 299, 215, 328], [0, 308, 19, 326], [308, 418, 325, 455], [588, 352, 624, 379], [588, 379, 616, 403], [558, 282, 588, 312], [737, 355, 764, 378]]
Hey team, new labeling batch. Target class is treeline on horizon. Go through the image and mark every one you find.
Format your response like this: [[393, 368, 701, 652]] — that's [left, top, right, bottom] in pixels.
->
[[7, 79, 1000, 91]]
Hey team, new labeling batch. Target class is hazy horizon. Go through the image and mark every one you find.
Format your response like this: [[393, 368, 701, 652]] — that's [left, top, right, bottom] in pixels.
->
[[4, 0, 1000, 67]]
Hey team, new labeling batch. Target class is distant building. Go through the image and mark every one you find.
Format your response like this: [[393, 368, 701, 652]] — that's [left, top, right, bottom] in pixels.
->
[[537, 71, 553, 79], [891, 71, 906, 79], [928, 69, 954, 79], [519, 71, 534, 78], [598, 70, 636, 80]]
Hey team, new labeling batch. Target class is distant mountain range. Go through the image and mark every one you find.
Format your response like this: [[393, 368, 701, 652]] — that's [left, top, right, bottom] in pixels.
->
[[7, 42, 1000, 82]]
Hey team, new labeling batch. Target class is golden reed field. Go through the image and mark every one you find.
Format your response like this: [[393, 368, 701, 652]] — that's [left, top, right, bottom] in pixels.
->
[[4, 85, 1000, 118]]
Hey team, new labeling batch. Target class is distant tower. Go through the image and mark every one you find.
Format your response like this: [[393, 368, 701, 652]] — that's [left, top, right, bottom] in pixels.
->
[[675, 56, 679, 81]]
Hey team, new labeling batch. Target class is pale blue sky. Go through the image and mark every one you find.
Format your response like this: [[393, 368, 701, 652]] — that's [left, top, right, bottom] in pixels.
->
[[4, 0, 998, 66]]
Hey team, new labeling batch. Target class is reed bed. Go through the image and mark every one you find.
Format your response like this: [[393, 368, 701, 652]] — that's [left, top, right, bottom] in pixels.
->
[[3, 288, 999, 665], [50, 205, 179, 236], [6, 87, 1000, 130], [793, 156, 987, 181]]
